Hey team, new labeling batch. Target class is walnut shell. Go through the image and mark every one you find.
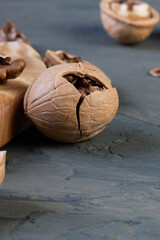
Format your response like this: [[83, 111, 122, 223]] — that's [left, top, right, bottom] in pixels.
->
[[100, 0, 159, 45], [149, 67, 160, 77], [24, 62, 119, 143], [0, 151, 6, 186], [44, 50, 84, 67]]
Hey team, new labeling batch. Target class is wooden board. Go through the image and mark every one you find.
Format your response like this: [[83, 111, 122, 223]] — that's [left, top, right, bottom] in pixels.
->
[[0, 42, 46, 147], [0, 151, 6, 186]]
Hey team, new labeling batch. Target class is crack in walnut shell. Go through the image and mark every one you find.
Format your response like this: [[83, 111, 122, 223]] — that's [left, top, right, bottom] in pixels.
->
[[24, 62, 119, 143], [44, 50, 84, 68], [0, 56, 26, 84], [64, 74, 106, 135], [0, 20, 31, 45], [64, 74, 105, 99]]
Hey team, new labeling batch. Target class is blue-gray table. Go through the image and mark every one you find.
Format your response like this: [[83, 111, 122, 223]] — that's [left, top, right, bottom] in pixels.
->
[[1, 0, 160, 239]]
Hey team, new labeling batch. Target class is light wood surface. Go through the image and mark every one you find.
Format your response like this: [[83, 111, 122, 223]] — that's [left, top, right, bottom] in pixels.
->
[[0, 42, 46, 148], [0, 151, 6, 186]]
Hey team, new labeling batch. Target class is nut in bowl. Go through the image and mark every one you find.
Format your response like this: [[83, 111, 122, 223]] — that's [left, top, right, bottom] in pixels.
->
[[24, 62, 119, 143], [100, 0, 159, 44]]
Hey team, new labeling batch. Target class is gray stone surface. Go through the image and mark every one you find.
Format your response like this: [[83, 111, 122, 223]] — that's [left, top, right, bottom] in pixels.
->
[[1, 0, 160, 239]]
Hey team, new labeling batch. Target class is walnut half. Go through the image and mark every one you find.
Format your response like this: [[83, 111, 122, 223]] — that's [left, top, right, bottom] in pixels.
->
[[44, 50, 84, 68], [0, 56, 26, 84], [149, 67, 160, 77], [24, 62, 119, 143], [100, 0, 159, 45]]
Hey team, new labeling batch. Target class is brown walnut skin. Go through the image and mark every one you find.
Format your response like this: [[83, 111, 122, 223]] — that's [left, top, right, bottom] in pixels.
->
[[100, 0, 159, 45], [0, 56, 26, 84], [24, 62, 119, 143], [0, 151, 6, 186], [44, 50, 84, 67]]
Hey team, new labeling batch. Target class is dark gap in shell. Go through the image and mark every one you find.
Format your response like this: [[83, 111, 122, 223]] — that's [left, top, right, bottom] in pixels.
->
[[0, 56, 10, 65], [64, 74, 106, 134], [76, 96, 83, 137], [64, 74, 105, 98]]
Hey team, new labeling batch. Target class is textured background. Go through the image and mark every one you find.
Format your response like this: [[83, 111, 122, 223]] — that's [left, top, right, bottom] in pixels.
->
[[1, 0, 160, 239]]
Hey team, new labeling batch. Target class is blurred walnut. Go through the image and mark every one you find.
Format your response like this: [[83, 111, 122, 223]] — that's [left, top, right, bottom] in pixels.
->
[[0, 20, 31, 45], [149, 67, 160, 77], [24, 62, 119, 143], [100, 0, 159, 44]]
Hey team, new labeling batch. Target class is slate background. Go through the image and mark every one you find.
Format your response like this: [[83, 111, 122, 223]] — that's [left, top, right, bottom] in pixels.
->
[[1, 0, 160, 239]]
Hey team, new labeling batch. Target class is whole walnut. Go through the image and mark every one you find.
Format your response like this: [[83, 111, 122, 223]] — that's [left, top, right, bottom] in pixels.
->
[[24, 62, 119, 143]]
